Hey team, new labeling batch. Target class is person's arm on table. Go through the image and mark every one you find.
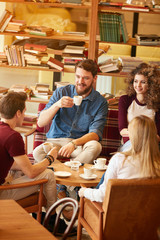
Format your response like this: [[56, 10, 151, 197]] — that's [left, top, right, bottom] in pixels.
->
[[12, 147, 57, 178]]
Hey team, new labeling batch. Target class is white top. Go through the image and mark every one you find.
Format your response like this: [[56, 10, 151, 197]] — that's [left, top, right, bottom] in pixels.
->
[[84, 153, 143, 202], [127, 99, 155, 123]]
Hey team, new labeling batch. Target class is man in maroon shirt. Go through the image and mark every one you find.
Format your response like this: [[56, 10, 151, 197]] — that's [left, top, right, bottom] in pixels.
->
[[0, 92, 58, 210]]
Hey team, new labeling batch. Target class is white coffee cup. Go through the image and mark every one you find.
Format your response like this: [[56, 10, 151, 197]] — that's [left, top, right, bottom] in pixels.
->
[[73, 96, 82, 106], [43, 142, 53, 153], [94, 158, 106, 168], [84, 167, 93, 178]]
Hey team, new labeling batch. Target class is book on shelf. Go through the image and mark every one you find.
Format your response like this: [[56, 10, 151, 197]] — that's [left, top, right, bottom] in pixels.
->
[[19, 46, 26, 67], [62, 52, 85, 58], [135, 34, 160, 45], [98, 12, 122, 43], [99, 58, 113, 71], [99, 62, 119, 73], [63, 31, 86, 36], [121, 5, 149, 12], [10, 84, 27, 92], [5, 19, 26, 32], [99, 2, 123, 6], [35, 83, 50, 93], [0, 86, 9, 93], [54, 82, 70, 89], [0, 52, 8, 65], [24, 26, 54, 36], [118, 14, 129, 43], [47, 57, 64, 71], [135, 34, 160, 40], [24, 43, 47, 52], [0, 10, 13, 32], [118, 56, 143, 72], [4, 45, 12, 66], [63, 45, 85, 54]]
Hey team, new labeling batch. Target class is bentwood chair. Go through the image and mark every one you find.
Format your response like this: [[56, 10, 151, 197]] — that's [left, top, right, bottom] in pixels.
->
[[77, 178, 160, 240], [44, 197, 79, 240], [0, 179, 47, 223]]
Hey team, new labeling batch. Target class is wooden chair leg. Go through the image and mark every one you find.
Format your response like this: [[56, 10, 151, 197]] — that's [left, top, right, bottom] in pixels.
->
[[37, 183, 44, 223], [77, 197, 84, 240]]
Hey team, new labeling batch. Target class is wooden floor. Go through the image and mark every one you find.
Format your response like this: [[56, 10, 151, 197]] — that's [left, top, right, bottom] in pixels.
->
[[56, 229, 91, 240]]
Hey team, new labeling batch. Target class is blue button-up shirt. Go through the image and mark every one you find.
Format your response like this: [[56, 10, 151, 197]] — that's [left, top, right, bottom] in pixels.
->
[[44, 85, 108, 140]]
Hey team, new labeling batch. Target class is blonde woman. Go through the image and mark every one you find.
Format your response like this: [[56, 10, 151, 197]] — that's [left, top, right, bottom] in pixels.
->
[[78, 115, 160, 202]]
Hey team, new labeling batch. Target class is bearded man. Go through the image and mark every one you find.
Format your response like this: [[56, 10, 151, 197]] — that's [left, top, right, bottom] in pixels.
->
[[33, 59, 108, 165]]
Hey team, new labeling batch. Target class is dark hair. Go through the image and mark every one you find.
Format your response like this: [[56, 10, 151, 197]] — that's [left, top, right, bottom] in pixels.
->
[[75, 59, 98, 77], [125, 63, 160, 110], [0, 91, 27, 119]]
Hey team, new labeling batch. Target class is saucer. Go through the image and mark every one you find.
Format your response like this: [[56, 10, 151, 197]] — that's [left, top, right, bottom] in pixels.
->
[[79, 173, 97, 180], [64, 161, 81, 167], [92, 165, 108, 171], [54, 171, 71, 178]]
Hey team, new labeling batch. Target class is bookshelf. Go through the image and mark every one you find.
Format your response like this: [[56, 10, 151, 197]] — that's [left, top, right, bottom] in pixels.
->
[[0, 0, 160, 77]]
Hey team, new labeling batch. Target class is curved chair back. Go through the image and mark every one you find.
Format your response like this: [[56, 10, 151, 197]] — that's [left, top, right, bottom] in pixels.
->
[[44, 197, 78, 240]]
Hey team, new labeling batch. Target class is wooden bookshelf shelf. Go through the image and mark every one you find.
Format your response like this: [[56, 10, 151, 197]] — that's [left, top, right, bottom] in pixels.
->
[[99, 37, 160, 47], [0, 0, 91, 9], [98, 6, 160, 15], [0, 32, 89, 41]]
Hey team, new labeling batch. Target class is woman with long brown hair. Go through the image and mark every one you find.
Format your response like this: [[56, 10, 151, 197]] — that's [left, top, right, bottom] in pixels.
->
[[119, 63, 160, 150]]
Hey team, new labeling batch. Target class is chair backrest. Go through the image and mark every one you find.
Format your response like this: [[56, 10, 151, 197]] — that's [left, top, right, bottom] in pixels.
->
[[100, 109, 121, 159], [43, 197, 79, 240], [102, 178, 160, 240], [0, 179, 48, 223]]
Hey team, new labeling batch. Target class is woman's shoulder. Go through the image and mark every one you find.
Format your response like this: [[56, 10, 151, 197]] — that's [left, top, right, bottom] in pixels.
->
[[109, 152, 126, 164], [119, 94, 136, 108], [119, 94, 135, 101]]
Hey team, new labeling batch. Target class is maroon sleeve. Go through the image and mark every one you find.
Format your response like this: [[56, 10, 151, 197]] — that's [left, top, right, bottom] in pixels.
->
[[6, 131, 25, 157], [118, 95, 132, 132], [155, 110, 160, 137]]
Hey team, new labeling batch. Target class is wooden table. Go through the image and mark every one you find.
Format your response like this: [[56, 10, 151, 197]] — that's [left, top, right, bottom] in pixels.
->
[[0, 199, 57, 240], [52, 160, 105, 187]]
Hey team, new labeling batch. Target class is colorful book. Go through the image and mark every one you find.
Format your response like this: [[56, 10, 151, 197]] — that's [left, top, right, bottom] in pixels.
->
[[24, 43, 47, 52], [47, 57, 64, 71]]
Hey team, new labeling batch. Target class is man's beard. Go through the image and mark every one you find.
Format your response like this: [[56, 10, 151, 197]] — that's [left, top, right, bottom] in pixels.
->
[[75, 82, 93, 96]]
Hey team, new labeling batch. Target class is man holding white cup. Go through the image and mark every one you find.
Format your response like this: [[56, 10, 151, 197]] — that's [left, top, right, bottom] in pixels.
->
[[33, 59, 108, 166]]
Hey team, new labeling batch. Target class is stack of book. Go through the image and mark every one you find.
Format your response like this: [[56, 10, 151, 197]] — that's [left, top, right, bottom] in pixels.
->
[[62, 45, 86, 69], [10, 84, 27, 92], [135, 34, 160, 46], [5, 19, 26, 33], [0, 86, 9, 98], [98, 12, 129, 43], [4, 45, 25, 67], [24, 43, 48, 68], [0, 10, 13, 32], [30, 83, 53, 100], [0, 52, 8, 65], [24, 25, 54, 37], [99, 58, 119, 73], [118, 56, 143, 72]]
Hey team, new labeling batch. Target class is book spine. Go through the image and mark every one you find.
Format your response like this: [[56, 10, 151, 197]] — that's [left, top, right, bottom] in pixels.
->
[[19, 46, 26, 67], [0, 14, 12, 32], [4, 45, 12, 66], [24, 43, 47, 52]]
